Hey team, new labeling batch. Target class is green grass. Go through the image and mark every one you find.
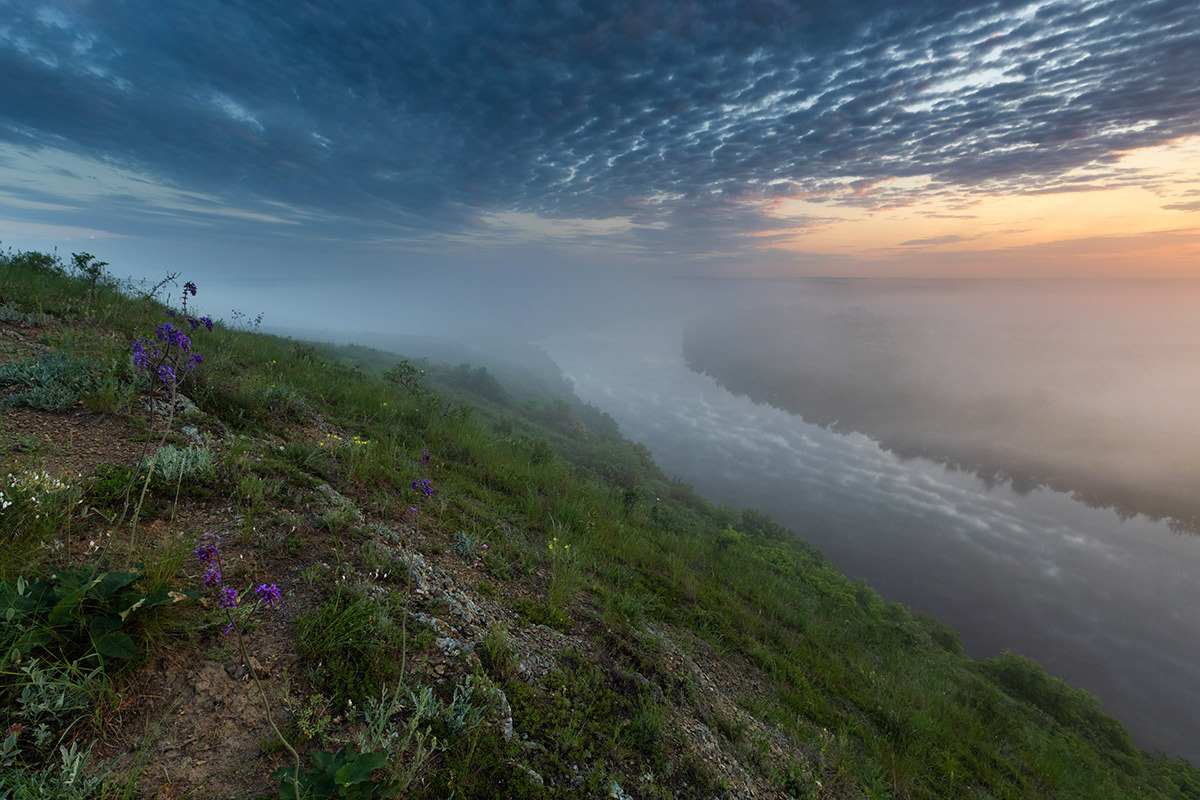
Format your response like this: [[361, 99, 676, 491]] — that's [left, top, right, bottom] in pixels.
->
[[1, 246, 1199, 799], [294, 584, 405, 706]]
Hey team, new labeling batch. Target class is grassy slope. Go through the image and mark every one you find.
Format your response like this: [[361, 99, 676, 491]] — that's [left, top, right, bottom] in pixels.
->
[[0, 249, 1198, 799]]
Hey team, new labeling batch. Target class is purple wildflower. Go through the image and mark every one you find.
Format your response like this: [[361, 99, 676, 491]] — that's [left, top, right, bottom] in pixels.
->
[[156, 322, 192, 350], [164, 308, 176, 317], [411, 478, 433, 497], [157, 364, 176, 385], [419, 449, 431, 465], [219, 586, 238, 609], [255, 583, 282, 608], [184, 281, 197, 296], [194, 535, 220, 559], [203, 564, 222, 586], [408, 506, 419, 516], [131, 339, 151, 371], [222, 621, 234, 637]]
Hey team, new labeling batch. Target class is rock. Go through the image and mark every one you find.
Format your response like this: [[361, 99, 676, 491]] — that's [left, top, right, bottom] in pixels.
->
[[314, 483, 364, 523], [493, 686, 514, 741], [146, 391, 201, 419], [248, 656, 269, 679], [513, 763, 544, 788]]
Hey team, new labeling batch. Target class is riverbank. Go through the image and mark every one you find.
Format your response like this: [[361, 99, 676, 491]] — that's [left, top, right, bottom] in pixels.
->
[[1, 248, 1196, 798]]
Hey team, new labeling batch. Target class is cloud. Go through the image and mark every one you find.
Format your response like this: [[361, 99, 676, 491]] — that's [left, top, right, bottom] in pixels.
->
[[0, 0, 1197, 255], [897, 233, 983, 247]]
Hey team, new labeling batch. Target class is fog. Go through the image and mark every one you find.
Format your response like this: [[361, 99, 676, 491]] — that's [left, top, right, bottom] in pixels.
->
[[297, 271, 1200, 760], [681, 277, 1200, 532]]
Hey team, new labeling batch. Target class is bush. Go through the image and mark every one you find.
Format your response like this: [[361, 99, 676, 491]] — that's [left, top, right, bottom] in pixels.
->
[[3, 250, 63, 274], [981, 650, 1137, 757]]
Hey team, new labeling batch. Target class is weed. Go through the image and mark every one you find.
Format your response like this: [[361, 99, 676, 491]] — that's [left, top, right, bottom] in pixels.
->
[[545, 518, 580, 609], [354, 685, 442, 791], [84, 464, 137, 511], [193, 534, 300, 794], [295, 585, 402, 705], [318, 507, 358, 534], [0, 355, 103, 411], [142, 444, 214, 483], [473, 544, 510, 579], [513, 597, 572, 632], [0, 302, 47, 327], [301, 563, 326, 587], [1, 568, 196, 667], [0, 469, 82, 560], [272, 742, 399, 800], [479, 624, 516, 684], [285, 692, 342, 746], [0, 739, 112, 799]]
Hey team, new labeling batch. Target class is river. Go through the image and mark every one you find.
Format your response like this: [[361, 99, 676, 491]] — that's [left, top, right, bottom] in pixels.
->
[[541, 301, 1200, 763]]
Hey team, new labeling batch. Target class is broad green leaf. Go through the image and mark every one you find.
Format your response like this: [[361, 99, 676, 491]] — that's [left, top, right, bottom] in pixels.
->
[[97, 570, 141, 599], [95, 631, 136, 660], [47, 575, 103, 625], [334, 751, 387, 785]]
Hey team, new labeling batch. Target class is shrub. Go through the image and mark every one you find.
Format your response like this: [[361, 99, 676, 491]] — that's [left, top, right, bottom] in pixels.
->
[[1, 248, 63, 275], [981, 650, 1137, 757]]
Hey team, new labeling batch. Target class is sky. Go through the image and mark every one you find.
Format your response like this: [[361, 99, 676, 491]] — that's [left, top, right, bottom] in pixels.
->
[[1, 0, 1199, 309]]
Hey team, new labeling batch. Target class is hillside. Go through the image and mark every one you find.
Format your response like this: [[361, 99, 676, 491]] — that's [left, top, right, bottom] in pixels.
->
[[1, 247, 1198, 799]]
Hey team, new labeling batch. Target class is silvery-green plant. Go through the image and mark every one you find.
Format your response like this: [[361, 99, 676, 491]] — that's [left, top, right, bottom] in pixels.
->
[[141, 444, 213, 483], [451, 530, 479, 557], [0, 740, 110, 800]]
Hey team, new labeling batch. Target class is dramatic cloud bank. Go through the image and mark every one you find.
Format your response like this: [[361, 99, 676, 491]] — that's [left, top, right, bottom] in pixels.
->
[[1, 0, 1198, 264]]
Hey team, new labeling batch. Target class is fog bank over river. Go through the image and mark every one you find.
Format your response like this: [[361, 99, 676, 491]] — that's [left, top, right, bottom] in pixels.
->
[[540, 278, 1200, 762], [683, 278, 1200, 532]]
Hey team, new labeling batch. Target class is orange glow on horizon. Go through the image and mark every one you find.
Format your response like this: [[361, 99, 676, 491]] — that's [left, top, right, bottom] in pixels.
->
[[759, 136, 1200, 276]]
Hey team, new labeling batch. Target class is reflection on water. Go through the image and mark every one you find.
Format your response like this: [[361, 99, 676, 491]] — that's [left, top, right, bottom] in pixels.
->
[[682, 278, 1200, 532], [542, 315, 1200, 762]]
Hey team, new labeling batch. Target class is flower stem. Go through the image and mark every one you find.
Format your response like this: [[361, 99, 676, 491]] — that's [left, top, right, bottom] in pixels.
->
[[225, 607, 302, 798]]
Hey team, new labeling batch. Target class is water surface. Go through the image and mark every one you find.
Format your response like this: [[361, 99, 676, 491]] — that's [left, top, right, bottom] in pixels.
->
[[542, 312, 1200, 761]]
